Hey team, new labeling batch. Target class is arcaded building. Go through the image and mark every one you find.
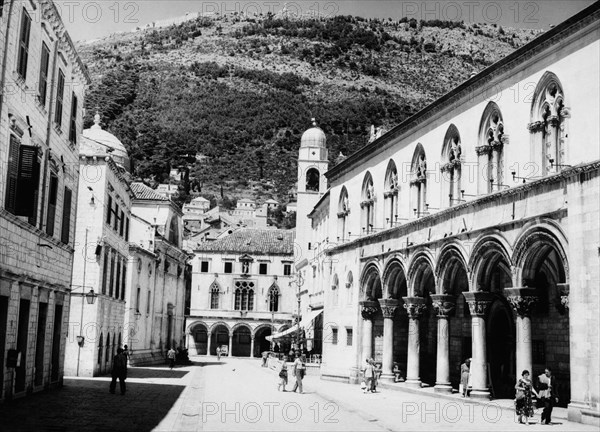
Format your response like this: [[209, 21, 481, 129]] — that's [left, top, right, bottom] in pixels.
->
[[296, 4, 600, 426]]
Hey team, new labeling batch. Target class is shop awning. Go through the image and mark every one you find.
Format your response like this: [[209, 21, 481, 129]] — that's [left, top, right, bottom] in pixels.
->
[[266, 309, 323, 341]]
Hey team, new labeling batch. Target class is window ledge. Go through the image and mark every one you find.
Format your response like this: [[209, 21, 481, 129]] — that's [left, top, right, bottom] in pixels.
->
[[53, 123, 62, 135]]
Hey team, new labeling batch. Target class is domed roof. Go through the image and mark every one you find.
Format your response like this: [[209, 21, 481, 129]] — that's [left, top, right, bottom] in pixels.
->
[[80, 113, 130, 171], [300, 119, 326, 148]]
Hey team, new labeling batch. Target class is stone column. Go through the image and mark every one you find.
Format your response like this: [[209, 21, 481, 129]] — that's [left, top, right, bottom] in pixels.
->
[[431, 294, 456, 393], [228, 332, 233, 357], [463, 291, 494, 399], [379, 299, 399, 381], [359, 300, 379, 363], [206, 331, 211, 356], [250, 335, 255, 358], [402, 297, 428, 387], [505, 287, 538, 377]]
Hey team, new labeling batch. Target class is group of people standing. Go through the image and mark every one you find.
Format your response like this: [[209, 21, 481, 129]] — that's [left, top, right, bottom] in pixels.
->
[[277, 352, 306, 393], [362, 358, 381, 394], [515, 368, 560, 426]]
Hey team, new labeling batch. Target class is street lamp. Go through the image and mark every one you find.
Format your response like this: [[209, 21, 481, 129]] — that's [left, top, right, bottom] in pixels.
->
[[289, 273, 304, 351]]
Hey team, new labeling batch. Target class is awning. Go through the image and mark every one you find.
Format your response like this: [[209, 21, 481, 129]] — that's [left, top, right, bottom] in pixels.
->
[[266, 309, 323, 342]]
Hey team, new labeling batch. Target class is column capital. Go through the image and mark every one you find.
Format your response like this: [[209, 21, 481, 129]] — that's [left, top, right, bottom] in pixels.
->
[[557, 283, 570, 312], [360, 300, 379, 320], [402, 296, 428, 319], [504, 287, 538, 317], [462, 291, 494, 316], [430, 294, 456, 317], [379, 298, 399, 319]]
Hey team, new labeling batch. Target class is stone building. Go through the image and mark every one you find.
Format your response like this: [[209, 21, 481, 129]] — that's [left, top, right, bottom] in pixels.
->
[[296, 4, 599, 426], [124, 182, 189, 365], [186, 229, 296, 357], [0, 0, 88, 398], [64, 114, 132, 377]]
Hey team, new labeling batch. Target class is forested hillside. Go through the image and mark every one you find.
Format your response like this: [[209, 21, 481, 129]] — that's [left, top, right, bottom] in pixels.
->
[[78, 13, 542, 206]]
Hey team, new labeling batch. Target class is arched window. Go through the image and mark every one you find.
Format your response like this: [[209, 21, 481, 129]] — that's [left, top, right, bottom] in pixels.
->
[[306, 168, 320, 192], [346, 271, 354, 304], [168, 217, 180, 247], [477, 102, 506, 193], [331, 274, 339, 306], [210, 280, 220, 309], [234, 280, 255, 311], [441, 125, 462, 206], [384, 160, 399, 228], [360, 172, 375, 234], [410, 144, 427, 218], [98, 332, 103, 365], [268, 284, 280, 312], [528, 72, 569, 175], [337, 187, 350, 240]]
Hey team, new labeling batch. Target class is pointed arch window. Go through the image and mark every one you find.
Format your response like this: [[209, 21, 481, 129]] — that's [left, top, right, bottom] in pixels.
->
[[441, 125, 462, 206], [105, 333, 111, 364], [331, 274, 339, 306], [528, 73, 569, 175], [337, 187, 350, 241], [267, 283, 280, 312], [234, 280, 255, 311], [360, 173, 375, 234], [209, 280, 220, 310], [410, 145, 427, 218], [98, 332, 103, 365], [346, 271, 354, 304], [477, 103, 507, 193], [384, 160, 399, 228]]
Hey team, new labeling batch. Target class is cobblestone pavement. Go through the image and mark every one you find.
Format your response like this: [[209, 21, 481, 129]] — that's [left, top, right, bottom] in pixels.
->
[[0, 357, 597, 432]]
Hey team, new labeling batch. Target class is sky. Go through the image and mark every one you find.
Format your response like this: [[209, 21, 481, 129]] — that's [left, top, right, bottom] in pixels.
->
[[48, 0, 597, 42]]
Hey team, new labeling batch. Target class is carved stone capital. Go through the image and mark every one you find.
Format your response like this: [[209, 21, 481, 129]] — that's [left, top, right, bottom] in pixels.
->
[[504, 287, 538, 317], [402, 296, 428, 319], [360, 300, 379, 320], [431, 294, 456, 317], [557, 283, 569, 312], [462, 291, 494, 317], [475, 145, 491, 156], [379, 298, 399, 319]]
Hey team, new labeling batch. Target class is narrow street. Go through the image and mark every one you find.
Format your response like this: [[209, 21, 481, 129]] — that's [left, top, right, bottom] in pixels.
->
[[0, 357, 597, 432]]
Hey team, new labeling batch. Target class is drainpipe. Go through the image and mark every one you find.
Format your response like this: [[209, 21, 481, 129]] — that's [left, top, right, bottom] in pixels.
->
[[38, 39, 59, 231]]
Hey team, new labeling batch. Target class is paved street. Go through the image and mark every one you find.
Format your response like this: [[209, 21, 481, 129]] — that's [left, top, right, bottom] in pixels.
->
[[0, 357, 597, 432]]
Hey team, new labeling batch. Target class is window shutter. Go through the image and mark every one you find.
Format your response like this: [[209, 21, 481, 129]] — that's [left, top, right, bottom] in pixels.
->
[[5, 135, 20, 214], [17, 9, 31, 79], [15, 145, 40, 218], [60, 187, 72, 244], [69, 94, 78, 144], [46, 174, 58, 236], [106, 195, 112, 224], [38, 43, 50, 105], [54, 70, 64, 126]]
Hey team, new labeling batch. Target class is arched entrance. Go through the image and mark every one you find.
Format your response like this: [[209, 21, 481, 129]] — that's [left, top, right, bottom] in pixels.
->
[[408, 255, 437, 387], [210, 324, 230, 356], [361, 264, 383, 363], [232, 324, 252, 357], [190, 322, 209, 355], [487, 299, 515, 398], [382, 260, 408, 377], [254, 326, 273, 357]]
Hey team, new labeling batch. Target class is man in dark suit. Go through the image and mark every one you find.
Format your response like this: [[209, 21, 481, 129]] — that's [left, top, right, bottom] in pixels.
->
[[537, 367, 559, 425], [110, 348, 128, 395]]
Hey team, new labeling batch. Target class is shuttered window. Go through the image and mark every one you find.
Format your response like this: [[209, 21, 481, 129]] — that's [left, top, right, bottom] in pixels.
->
[[46, 174, 58, 236], [101, 247, 109, 295], [68, 93, 78, 144], [119, 210, 124, 236], [17, 9, 31, 79], [54, 70, 64, 127], [38, 43, 50, 106], [60, 187, 72, 244], [5, 137, 40, 222], [106, 195, 112, 225]]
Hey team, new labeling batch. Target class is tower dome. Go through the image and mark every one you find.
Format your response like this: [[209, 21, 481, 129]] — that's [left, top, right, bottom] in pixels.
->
[[80, 112, 131, 171], [300, 118, 326, 148]]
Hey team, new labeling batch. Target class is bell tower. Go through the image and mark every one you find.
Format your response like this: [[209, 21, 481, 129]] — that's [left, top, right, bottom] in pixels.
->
[[296, 119, 329, 257]]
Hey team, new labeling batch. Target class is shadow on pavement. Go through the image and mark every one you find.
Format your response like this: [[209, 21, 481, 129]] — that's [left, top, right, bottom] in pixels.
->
[[0, 378, 185, 432], [126, 368, 189, 379]]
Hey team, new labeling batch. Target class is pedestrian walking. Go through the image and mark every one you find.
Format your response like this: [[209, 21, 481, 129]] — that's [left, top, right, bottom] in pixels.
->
[[291, 352, 305, 394], [167, 347, 176, 369], [372, 361, 382, 392], [363, 358, 374, 394], [109, 348, 127, 395], [277, 355, 288, 391], [261, 351, 269, 367], [515, 370, 539, 425], [460, 358, 471, 397], [216, 346, 221, 361], [123, 344, 131, 365], [536, 367, 559, 425]]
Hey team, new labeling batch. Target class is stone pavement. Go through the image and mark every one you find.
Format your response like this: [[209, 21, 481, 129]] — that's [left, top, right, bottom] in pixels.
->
[[0, 357, 597, 432]]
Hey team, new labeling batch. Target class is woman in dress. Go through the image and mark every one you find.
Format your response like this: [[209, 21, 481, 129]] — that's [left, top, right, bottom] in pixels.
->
[[460, 358, 471, 397], [277, 355, 288, 391], [515, 369, 539, 425]]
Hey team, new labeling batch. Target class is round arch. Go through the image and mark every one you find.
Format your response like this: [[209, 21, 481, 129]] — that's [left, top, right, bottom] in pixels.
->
[[231, 322, 252, 334], [435, 242, 470, 294], [468, 233, 513, 291], [209, 321, 231, 335], [188, 321, 210, 355], [407, 250, 436, 297], [360, 261, 383, 300], [382, 258, 408, 299]]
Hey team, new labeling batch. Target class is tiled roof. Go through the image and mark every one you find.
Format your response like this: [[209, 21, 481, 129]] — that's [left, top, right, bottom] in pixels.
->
[[194, 228, 295, 255], [131, 182, 169, 201]]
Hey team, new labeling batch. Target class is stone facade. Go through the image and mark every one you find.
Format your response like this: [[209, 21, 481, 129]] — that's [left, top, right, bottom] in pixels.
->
[[296, 4, 600, 426], [0, 0, 88, 399]]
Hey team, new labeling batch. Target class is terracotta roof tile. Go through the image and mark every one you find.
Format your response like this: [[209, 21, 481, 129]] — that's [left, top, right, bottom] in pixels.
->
[[194, 228, 295, 255], [131, 182, 170, 201]]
